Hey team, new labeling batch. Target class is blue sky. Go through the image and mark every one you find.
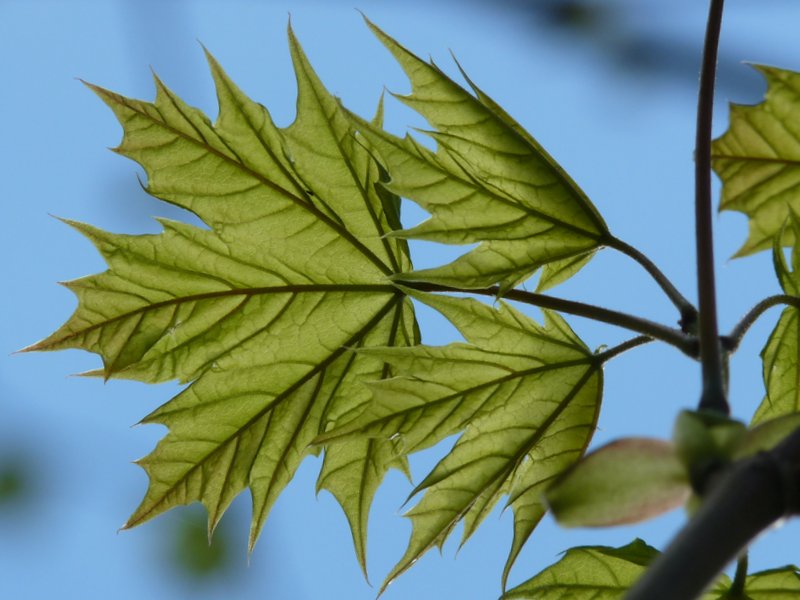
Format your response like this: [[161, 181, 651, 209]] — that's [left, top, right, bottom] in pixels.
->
[[3, 1, 800, 598]]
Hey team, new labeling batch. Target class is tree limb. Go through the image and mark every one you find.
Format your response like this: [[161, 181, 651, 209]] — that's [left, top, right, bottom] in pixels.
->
[[626, 427, 800, 600]]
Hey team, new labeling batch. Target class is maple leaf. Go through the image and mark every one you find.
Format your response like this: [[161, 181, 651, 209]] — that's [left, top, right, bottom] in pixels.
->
[[318, 290, 603, 591], [25, 27, 418, 574], [349, 19, 609, 293], [712, 66, 800, 257], [502, 539, 741, 599], [753, 216, 800, 424]]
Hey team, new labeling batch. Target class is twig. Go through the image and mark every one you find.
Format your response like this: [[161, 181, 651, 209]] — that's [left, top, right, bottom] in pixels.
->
[[694, 0, 727, 414], [607, 235, 697, 331]]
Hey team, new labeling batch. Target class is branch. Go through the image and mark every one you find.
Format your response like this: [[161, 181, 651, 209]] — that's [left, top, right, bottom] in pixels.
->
[[626, 427, 800, 600], [397, 281, 697, 357], [607, 235, 697, 331], [725, 294, 800, 352], [695, 0, 727, 414]]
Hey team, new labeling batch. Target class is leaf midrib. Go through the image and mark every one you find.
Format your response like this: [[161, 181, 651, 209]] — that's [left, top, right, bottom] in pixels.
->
[[38, 283, 397, 349], [127, 295, 403, 528], [95, 84, 395, 277]]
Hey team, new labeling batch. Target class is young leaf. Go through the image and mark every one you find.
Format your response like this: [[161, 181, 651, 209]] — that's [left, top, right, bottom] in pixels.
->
[[319, 291, 602, 591], [753, 219, 800, 423], [350, 19, 609, 292], [545, 438, 689, 527], [24, 28, 418, 572], [502, 539, 729, 599], [712, 66, 800, 257]]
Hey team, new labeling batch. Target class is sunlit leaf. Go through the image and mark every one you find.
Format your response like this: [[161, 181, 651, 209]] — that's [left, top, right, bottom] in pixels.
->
[[545, 438, 689, 527], [712, 66, 800, 257], [738, 567, 800, 598], [536, 251, 597, 292], [350, 18, 609, 292], [25, 27, 418, 574], [754, 217, 800, 423], [503, 539, 731, 599], [319, 290, 601, 591]]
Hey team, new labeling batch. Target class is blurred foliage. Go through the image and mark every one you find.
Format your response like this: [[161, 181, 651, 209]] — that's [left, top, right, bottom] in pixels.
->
[[168, 506, 233, 578], [0, 462, 26, 505]]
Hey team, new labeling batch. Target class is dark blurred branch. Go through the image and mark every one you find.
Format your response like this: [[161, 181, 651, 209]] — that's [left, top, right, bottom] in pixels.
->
[[626, 427, 800, 599]]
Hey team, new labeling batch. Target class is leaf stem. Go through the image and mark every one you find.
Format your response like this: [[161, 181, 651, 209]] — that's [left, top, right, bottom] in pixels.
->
[[595, 335, 653, 363], [724, 294, 800, 352], [729, 553, 748, 597], [607, 235, 697, 331], [695, 0, 727, 415], [397, 281, 697, 357]]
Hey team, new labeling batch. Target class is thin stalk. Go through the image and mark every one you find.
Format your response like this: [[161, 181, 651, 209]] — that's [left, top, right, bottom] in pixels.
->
[[397, 281, 696, 357], [607, 235, 697, 330], [596, 335, 653, 363], [729, 554, 748, 597], [695, 0, 727, 414], [725, 294, 800, 352]]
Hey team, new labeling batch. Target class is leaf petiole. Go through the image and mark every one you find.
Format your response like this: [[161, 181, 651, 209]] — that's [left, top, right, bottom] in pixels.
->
[[724, 294, 800, 352], [397, 281, 697, 357], [606, 235, 697, 331]]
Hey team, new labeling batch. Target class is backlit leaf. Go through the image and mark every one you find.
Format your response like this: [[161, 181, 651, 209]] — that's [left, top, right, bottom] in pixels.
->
[[712, 66, 800, 257], [351, 19, 609, 292], [319, 290, 602, 592], [25, 27, 419, 573], [503, 539, 729, 599], [754, 217, 800, 423], [738, 567, 800, 598]]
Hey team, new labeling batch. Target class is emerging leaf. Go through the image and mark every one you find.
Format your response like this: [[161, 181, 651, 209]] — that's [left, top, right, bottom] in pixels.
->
[[673, 410, 746, 470], [351, 19, 609, 292], [545, 438, 689, 527], [319, 290, 602, 591], [25, 28, 419, 574], [712, 66, 800, 257]]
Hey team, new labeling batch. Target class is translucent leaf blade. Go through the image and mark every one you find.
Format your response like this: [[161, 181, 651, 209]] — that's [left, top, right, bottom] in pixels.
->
[[502, 539, 729, 600], [712, 66, 800, 257], [27, 31, 418, 570], [351, 19, 609, 290], [316, 293, 601, 593], [754, 220, 800, 423]]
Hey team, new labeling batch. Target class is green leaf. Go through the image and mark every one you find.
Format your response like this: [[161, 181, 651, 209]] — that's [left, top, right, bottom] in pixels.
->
[[545, 438, 689, 527], [319, 290, 602, 592], [755, 308, 800, 424], [25, 28, 419, 573], [536, 250, 597, 292], [735, 414, 800, 458], [350, 19, 609, 292], [739, 567, 800, 598], [754, 218, 800, 423], [712, 66, 800, 257], [503, 539, 729, 599]]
